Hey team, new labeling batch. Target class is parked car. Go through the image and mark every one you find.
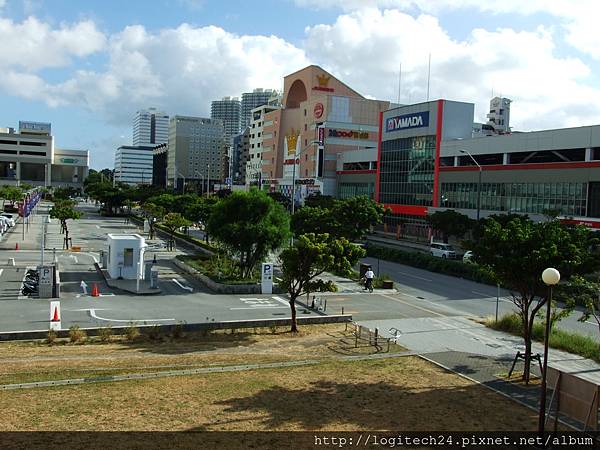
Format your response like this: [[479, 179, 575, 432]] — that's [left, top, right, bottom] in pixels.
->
[[463, 250, 474, 263], [1, 212, 17, 223], [430, 243, 457, 259], [0, 214, 15, 227]]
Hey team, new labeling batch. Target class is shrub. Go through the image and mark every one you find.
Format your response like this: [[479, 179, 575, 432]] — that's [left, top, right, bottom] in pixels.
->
[[487, 313, 600, 362], [366, 244, 496, 285], [269, 324, 278, 334], [125, 323, 140, 341], [68, 325, 87, 343], [148, 324, 163, 341], [46, 328, 58, 345], [98, 326, 113, 343]]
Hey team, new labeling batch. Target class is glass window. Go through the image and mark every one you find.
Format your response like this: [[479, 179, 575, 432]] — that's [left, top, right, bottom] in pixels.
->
[[123, 248, 134, 267]]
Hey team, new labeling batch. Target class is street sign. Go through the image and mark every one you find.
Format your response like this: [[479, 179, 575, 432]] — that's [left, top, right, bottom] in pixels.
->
[[39, 266, 53, 298], [261, 262, 274, 294]]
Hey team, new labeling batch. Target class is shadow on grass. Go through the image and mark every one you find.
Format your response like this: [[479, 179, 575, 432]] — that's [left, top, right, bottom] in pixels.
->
[[193, 378, 536, 432]]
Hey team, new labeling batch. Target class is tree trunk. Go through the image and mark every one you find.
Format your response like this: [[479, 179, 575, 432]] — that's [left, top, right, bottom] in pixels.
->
[[289, 295, 298, 332]]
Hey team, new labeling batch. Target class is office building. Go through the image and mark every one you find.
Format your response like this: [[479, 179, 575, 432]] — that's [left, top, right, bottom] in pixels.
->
[[133, 108, 169, 146], [113, 145, 155, 185], [241, 89, 278, 129], [167, 116, 225, 193], [232, 128, 250, 184], [0, 121, 88, 189], [152, 143, 168, 188]]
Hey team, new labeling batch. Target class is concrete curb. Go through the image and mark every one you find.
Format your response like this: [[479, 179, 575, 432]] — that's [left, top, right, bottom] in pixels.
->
[[173, 257, 284, 295], [0, 314, 353, 342]]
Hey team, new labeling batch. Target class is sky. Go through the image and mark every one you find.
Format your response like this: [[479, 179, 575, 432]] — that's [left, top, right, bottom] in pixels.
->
[[1, 0, 600, 169]]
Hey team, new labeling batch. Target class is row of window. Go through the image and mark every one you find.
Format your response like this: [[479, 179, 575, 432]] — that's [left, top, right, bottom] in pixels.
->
[[440, 182, 588, 217], [337, 183, 374, 200]]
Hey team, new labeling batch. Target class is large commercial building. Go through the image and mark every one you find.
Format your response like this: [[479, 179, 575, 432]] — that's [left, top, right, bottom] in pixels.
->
[[376, 100, 600, 235], [241, 89, 278, 130], [260, 65, 389, 203], [133, 108, 169, 146], [0, 121, 88, 189], [232, 128, 250, 184], [114, 145, 155, 185], [167, 116, 225, 192]]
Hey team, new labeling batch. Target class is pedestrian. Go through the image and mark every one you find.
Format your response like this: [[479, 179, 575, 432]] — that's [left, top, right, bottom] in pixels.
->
[[363, 267, 374, 293]]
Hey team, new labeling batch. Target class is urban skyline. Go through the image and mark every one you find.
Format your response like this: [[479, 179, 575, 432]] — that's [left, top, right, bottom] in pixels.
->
[[1, 1, 600, 169]]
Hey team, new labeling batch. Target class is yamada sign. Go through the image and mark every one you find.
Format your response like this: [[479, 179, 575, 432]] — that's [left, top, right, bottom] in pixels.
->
[[386, 111, 430, 132]]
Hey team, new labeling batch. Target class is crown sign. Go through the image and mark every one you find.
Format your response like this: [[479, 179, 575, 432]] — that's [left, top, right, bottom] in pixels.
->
[[317, 74, 330, 87]]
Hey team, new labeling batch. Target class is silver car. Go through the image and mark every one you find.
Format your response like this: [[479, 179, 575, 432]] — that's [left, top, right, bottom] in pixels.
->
[[430, 243, 457, 259]]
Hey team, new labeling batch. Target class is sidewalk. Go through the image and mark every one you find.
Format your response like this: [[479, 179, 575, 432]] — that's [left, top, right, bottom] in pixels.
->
[[317, 272, 398, 294]]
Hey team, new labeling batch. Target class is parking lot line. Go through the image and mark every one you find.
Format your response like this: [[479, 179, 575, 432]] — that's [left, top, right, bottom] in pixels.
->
[[230, 306, 288, 310]]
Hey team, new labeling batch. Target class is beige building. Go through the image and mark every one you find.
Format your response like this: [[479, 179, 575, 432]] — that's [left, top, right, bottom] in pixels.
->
[[260, 65, 388, 202], [245, 104, 281, 187]]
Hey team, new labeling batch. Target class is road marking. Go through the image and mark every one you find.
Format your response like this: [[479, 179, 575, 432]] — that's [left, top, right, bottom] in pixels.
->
[[230, 306, 288, 310], [88, 308, 175, 323], [95, 225, 100, 229], [171, 279, 193, 292], [0, 269, 3, 278], [271, 296, 289, 306], [395, 271, 432, 282], [380, 293, 448, 318]]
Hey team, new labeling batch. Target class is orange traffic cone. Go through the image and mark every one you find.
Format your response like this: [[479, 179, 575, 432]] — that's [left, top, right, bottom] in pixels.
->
[[15, 243, 19, 251], [51, 307, 60, 322], [91, 283, 100, 297]]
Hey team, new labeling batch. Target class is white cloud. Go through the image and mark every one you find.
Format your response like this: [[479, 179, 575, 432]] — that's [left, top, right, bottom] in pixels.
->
[[304, 8, 600, 131], [0, 16, 106, 70], [296, 0, 600, 59]]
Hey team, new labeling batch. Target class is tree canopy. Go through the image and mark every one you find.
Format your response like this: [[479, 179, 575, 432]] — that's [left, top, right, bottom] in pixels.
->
[[208, 190, 290, 279], [427, 210, 474, 243], [279, 233, 365, 332], [471, 215, 599, 382]]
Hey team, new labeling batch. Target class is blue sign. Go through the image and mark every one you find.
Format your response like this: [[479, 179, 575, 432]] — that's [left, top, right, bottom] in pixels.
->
[[386, 111, 430, 132]]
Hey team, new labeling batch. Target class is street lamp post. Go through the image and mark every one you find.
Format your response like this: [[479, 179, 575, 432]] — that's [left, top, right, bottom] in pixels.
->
[[194, 170, 204, 195], [206, 163, 210, 196], [40, 216, 51, 266], [539, 267, 560, 442], [459, 149, 482, 221]]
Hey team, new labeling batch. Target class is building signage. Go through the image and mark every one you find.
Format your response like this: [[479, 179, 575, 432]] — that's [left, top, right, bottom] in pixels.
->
[[312, 74, 334, 93], [19, 121, 51, 133], [60, 158, 79, 164], [283, 158, 299, 165], [318, 127, 325, 146], [295, 179, 315, 185], [386, 111, 430, 132], [328, 129, 369, 139], [314, 103, 324, 119]]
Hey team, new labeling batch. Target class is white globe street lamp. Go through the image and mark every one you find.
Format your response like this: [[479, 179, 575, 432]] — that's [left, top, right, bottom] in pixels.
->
[[538, 267, 560, 440]]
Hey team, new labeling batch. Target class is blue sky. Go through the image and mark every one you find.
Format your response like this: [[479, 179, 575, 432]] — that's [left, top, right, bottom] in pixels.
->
[[1, 0, 600, 169]]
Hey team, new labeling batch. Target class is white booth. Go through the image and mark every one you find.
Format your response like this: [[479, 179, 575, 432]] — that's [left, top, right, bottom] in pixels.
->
[[106, 234, 146, 280]]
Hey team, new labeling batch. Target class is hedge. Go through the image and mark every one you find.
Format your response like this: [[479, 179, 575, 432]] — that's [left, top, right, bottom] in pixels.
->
[[366, 243, 496, 285]]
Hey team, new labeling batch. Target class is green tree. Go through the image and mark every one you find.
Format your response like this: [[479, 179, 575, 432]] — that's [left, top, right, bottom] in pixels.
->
[[332, 196, 387, 241], [183, 196, 219, 243], [49, 200, 82, 249], [279, 233, 365, 332], [471, 216, 598, 383], [162, 213, 191, 251], [141, 202, 165, 240], [291, 206, 339, 236], [86, 183, 129, 215], [0, 186, 23, 208], [427, 210, 474, 243], [207, 190, 290, 279], [304, 194, 335, 209], [146, 193, 178, 214], [556, 275, 600, 335]]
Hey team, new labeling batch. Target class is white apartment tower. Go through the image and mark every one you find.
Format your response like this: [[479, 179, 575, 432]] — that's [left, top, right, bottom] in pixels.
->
[[245, 104, 280, 187], [241, 89, 278, 129], [133, 108, 169, 146]]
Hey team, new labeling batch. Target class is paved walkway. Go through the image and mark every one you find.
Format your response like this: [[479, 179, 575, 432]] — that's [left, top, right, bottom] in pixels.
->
[[360, 316, 599, 430]]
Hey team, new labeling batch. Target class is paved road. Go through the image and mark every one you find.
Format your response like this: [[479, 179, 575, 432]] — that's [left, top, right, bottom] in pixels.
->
[[360, 256, 599, 341]]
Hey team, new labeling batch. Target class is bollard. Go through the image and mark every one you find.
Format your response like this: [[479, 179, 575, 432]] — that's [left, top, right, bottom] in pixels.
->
[[374, 328, 379, 346], [324, 299, 327, 312], [341, 307, 344, 315]]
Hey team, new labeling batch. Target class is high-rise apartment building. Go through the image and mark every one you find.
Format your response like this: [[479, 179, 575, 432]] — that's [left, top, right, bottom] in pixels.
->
[[232, 128, 250, 184], [133, 108, 169, 146], [210, 97, 241, 148], [241, 89, 278, 130], [167, 116, 225, 192], [245, 104, 280, 187]]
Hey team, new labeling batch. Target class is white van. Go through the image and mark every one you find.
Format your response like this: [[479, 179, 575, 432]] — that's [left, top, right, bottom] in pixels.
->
[[430, 243, 457, 259]]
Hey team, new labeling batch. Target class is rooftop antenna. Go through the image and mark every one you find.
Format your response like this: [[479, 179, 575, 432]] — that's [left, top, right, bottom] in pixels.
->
[[397, 62, 402, 105], [426, 53, 431, 102]]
